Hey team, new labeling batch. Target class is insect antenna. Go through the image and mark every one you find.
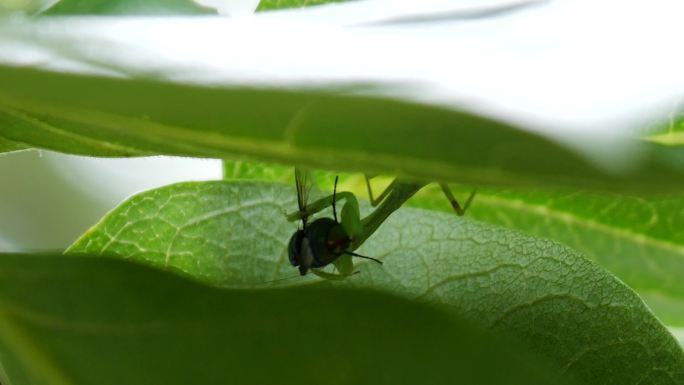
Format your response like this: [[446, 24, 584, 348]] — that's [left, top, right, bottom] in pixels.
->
[[343, 251, 383, 265], [252, 273, 305, 287]]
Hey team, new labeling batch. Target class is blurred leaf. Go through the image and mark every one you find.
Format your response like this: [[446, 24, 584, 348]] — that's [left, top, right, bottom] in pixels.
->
[[671, 328, 684, 349], [2, 66, 684, 192], [0, 0, 49, 15], [647, 106, 684, 145], [0, 107, 141, 156], [649, 133, 684, 145], [43, 0, 214, 15], [0, 136, 26, 153], [222, 158, 293, 181], [257, 0, 350, 11], [2, 7, 684, 191], [0, 253, 573, 385], [67, 181, 684, 384]]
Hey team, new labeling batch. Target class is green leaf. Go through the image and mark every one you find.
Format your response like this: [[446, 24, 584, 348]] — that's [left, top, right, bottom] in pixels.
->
[[225, 158, 684, 329], [0, 1, 41, 15], [0, 253, 573, 385], [221, 159, 684, 327], [43, 0, 215, 15], [0, 106, 150, 157], [671, 328, 684, 349], [67, 181, 684, 384], [222, 158, 294, 181], [257, 0, 351, 11], [646, 106, 684, 145], [2, 65, 684, 192], [406, 186, 684, 327], [0, 136, 27, 153]]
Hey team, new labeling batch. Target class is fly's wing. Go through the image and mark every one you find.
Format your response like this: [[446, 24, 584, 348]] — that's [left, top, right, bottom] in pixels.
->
[[294, 167, 313, 228]]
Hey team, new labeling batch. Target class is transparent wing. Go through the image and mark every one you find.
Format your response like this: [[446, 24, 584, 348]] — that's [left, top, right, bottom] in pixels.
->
[[294, 167, 313, 228]]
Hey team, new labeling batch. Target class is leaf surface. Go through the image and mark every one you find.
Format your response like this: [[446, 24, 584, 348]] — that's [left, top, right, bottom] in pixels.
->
[[647, 107, 684, 145], [223, 161, 684, 327], [0, 253, 571, 385], [0, 136, 26, 153], [403, 186, 684, 326], [68, 181, 684, 384]]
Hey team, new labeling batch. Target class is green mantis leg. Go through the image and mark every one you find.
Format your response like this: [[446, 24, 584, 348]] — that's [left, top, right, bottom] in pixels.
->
[[286, 191, 356, 222], [286, 185, 365, 242], [335, 195, 366, 275], [305, 185, 377, 278], [333, 254, 354, 276], [365, 175, 397, 206], [339, 193, 363, 240], [439, 184, 478, 216], [286, 184, 366, 278]]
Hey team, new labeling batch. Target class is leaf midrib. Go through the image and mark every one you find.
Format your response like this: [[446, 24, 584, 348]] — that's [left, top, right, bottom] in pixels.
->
[[0, 89, 593, 188], [0, 106, 145, 154]]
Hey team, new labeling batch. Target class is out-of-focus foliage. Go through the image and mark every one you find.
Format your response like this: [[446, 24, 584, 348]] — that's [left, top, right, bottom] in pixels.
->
[[2, 65, 684, 193], [43, 0, 214, 15], [0, 253, 576, 385], [67, 181, 684, 385], [257, 0, 349, 11]]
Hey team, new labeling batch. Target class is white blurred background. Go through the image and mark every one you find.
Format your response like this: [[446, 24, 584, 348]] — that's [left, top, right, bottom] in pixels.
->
[[0, 0, 259, 14], [0, 151, 221, 252], [0, 0, 258, 252]]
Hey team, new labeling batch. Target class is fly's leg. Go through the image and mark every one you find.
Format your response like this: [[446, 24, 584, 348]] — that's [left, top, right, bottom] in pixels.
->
[[365, 175, 396, 206], [439, 184, 478, 216]]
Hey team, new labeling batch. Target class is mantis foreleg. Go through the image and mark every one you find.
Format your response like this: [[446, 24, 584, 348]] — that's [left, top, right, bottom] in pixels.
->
[[340, 195, 362, 240], [286, 191, 355, 222], [364, 175, 396, 207], [439, 184, 478, 216]]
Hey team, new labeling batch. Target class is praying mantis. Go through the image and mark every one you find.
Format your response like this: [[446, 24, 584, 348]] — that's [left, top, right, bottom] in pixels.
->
[[286, 168, 476, 280]]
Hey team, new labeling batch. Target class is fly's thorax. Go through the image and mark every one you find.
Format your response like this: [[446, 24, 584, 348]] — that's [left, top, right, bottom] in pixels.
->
[[305, 217, 351, 268]]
